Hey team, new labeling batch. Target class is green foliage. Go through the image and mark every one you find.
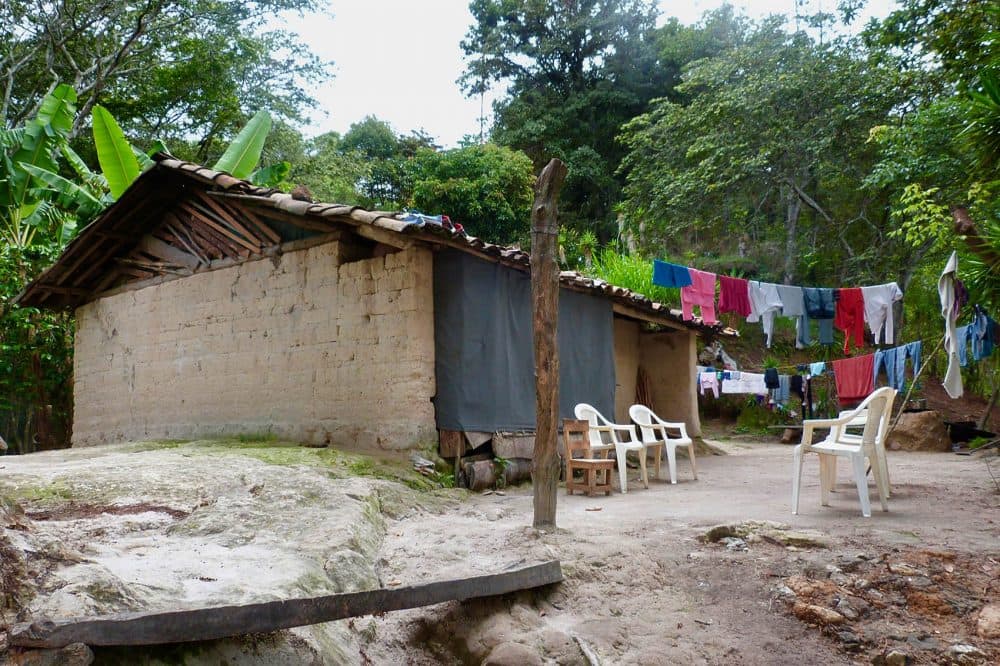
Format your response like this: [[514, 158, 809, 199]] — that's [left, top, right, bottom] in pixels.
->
[[91, 105, 141, 200], [213, 109, 272, 179], [585, 248, 678, 306], [407, 143, 534, 245], [619, 22, 905, 284], [1, 0, 330, 158]]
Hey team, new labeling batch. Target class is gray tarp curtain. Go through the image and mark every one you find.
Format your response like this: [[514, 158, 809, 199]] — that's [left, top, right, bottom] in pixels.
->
[[433, 249, 616, 432]]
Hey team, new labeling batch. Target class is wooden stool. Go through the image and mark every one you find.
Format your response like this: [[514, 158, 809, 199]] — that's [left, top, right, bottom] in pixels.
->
[[564, 418, 615, 496]]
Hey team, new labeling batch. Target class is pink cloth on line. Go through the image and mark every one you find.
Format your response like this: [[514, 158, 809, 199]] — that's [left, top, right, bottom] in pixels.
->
[[832, 354, 875, 406], [718, 274, 751, 317], [681, 268, 718, 324]]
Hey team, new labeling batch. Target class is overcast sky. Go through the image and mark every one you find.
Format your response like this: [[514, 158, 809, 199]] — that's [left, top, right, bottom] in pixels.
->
[[284, 0, 897, 148]]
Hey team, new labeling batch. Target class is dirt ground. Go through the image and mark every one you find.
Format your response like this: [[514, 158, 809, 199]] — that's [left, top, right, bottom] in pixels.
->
[[366, 440, 999, 665]]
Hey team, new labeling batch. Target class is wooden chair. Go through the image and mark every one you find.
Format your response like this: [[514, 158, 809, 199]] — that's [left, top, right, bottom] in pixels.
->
[[574, 403, 648, 492], [792, 387, 894, 518], [563, 419, 615, 496], [629, 404, 697, 484]]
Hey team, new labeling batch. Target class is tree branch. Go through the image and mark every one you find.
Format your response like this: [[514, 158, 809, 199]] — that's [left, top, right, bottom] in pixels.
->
[[952, 206, 1000, 272]]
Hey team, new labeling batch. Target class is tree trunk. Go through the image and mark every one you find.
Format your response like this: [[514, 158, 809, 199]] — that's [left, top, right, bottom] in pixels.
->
[[952, 206, 1000, 271], [783, 185, 801, 284], [531, 158, 568, 529]]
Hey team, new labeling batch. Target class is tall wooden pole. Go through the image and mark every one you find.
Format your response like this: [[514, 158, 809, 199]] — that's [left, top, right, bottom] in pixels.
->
[[531, 158, 568, 528]]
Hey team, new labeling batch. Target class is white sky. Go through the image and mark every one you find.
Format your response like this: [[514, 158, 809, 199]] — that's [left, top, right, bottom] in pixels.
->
[[283, 0, 897, 148]]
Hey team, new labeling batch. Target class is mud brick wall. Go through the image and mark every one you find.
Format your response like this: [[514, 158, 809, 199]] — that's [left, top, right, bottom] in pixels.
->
[[613, 318, 701, 437], [72, 241, 437, 449]]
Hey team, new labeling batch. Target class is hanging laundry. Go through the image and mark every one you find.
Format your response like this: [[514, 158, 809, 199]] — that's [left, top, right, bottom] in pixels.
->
[[956, 325, 972, 367], [904, 341, 922, 378], [764, 367, 780, 389], [681, 268, 719, 324], [774, 375, 791, 405], [835, 287, 867, 354], [721, 372, 768, 395], [699, 372, 720, 398], [939, 251, 963, 398], [776, 285, 806, 317], [861, 282, 904, 344], [747, 281, 783, 347], [718, 275, 752, 316], [653, 260, 693, 288], [873, 348, 898, 389], [891, 345, 909, 390], [833, 354, 876, 405], [971, 305, 996, 361], [809, 361, 826, 376], [790, 375, 805, 402], [803, 287, 836, 319], [953, 279, 969, 317]]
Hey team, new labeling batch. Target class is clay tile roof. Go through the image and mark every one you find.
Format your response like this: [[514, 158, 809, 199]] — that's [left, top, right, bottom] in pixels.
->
[[16, 155, 736, 337]]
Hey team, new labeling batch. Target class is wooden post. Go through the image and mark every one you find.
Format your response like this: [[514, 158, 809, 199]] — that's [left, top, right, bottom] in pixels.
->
[[531, 158, 568, 528]]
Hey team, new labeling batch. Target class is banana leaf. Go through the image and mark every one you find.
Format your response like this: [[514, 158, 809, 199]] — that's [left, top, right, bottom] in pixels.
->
[[92, 105, 140, 199], [213, 109, 271, 178], [250, 161, 290, 188]]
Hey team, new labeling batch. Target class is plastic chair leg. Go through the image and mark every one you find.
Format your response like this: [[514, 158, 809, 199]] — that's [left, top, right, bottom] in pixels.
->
[[851, 454, 872, 517], [653, 445, 662, 480], [819, 454, 832, 506], [792, 444, 803, 514], [666, 445, 678, 484], [688, 443, 698, 480], [616, 446, 628, 493], [639, 447, 649, 488]]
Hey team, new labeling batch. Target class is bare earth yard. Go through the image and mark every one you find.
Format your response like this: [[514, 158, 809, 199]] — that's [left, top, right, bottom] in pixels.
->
[[1, 439, 997, 665]]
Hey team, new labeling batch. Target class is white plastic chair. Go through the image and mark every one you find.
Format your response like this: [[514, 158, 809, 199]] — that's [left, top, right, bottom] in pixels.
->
[[573, 403, 647, 493], [792, 387, 894, 518], [826, 388, 897, 498], [628, 404, 697, 484]]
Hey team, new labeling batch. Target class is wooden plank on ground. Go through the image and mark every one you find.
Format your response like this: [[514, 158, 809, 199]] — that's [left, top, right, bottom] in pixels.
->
[[10, 560, 562, 649]]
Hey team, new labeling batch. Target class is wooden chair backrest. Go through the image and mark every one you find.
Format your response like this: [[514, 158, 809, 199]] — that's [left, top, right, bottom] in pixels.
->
[[563, 419, 593, 459]]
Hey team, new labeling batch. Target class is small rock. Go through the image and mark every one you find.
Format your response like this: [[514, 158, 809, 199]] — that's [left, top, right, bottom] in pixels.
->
[[721, 536, 748, 552], [854, 578, 871, 590], [830, 572, 852, 586], [791, 602, 845, 626], [826, 564, 843, 575], [907, 576, 933, 589], [837, 630, 860, 646], [906, 633, 939, 651], [888, 562, 924, 576], [976, 603, 1000, 639], [835, 599, 859, 621], [774, 584, 796, 600], [884, 649, 908, 666], [482, 641, 543, 666], [947, 643, 987, 664]]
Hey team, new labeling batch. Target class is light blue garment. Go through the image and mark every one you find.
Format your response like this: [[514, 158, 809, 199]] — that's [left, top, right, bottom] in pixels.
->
[[873, 349, 898, 389], [774, 375, 791, 404], [809, 362, 825, 376], [797, 314, 835, 347], [891, 345, 909, 390], [971, 308, 995, 361], [956, 325, 971, 367], [905, 341, 922, 376]]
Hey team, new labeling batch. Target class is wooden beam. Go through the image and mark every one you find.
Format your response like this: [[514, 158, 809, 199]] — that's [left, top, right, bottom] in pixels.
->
[[10, 560, 562, 649], [137, 235, 200, 270], [354, 223, 413, 249], [191, 190, 266, 247], [611, 302, 687, 331], [179, 201, 261, 254], [227, 200, 281, 244], [530, 158, 568, 529]]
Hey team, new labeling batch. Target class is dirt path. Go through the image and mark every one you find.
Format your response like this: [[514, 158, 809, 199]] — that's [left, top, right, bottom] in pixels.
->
[[367, 442, 999, 665]]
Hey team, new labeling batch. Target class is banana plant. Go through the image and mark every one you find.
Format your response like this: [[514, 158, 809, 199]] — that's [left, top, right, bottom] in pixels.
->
[[1, 83, 79, 250]]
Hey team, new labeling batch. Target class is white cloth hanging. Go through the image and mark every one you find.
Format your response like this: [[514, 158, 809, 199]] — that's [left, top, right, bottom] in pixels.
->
[[938, 251, 963, 398], [861, 282, 904, 344], [747, 281, 783, 348]]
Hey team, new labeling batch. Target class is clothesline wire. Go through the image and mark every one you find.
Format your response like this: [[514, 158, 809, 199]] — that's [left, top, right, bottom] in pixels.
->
[[701, 338, 928, 375], [657, 259, 899, 292]]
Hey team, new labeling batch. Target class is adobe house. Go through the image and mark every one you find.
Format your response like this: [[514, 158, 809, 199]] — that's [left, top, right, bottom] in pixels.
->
[[18, 156, 731, 451]]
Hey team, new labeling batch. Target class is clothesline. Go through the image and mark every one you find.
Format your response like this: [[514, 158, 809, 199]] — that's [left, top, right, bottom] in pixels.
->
[[653, 259, 904, 354]]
